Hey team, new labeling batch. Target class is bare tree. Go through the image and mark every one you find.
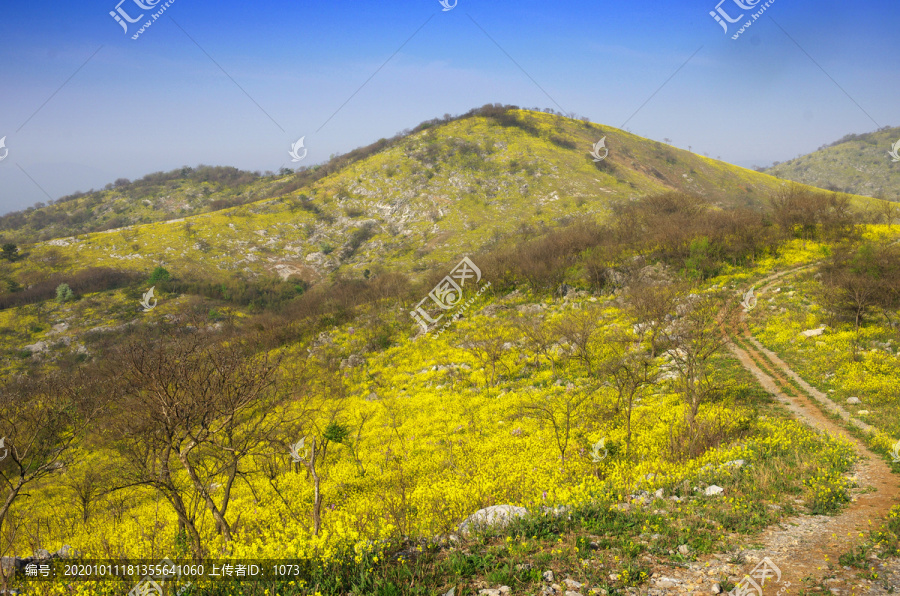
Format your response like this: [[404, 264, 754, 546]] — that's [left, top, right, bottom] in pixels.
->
[[621, 275, 685, 358], [0, 370, 107, 589], [665, 291, 734, 428], [602, 329, 659, 460], [879, 201, 898, 228], [107, 324, 288, 558], [554, 304, 603, 376], [818, 243, 900, 354], [457, 321, 516, 388], [519, 384, 599, 466], [513, 312, 564, 371]]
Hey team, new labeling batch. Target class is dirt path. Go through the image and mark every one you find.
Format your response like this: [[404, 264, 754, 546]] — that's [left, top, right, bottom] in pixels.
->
[[646, 266, 900, 595], [727, 268, 900, 594]]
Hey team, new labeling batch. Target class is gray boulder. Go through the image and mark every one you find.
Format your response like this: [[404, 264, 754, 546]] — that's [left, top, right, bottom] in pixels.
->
[[458, 505, 527, 536]]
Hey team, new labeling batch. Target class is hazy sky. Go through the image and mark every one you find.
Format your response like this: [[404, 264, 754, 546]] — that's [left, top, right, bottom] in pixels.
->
[[1, 0, 898, 214]]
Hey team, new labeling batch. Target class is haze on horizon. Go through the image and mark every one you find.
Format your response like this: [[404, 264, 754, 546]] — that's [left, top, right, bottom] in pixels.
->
[[1, 0, 898, 215]]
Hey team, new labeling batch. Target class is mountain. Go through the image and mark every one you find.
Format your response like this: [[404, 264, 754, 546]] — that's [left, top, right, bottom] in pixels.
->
[[765, 125, 900, 201], [0, 106, 883, 289]]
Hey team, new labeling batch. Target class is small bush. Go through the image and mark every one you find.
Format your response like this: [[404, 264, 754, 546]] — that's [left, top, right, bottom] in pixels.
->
[[55, 283, 75, 302], [149, 266, 172, 284]]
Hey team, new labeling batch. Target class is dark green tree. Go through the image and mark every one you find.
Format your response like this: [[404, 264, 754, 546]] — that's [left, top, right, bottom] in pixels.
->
[[1, 244, 18, 261], [149, 266, 171, 284]]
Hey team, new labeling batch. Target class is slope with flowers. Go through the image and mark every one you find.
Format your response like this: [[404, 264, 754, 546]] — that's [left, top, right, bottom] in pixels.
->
[[1, 109, 899, 596], [3, 233, 892, 595]]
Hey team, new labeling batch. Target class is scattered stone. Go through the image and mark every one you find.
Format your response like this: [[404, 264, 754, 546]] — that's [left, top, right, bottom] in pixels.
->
[[458, 505, 528, 535], [564, 579, 583, 589], [23, 341, 50, 353], [846, 397, 861, 405], [443, 588, 455, 596], [858, 410, 870, 416], [723, 459, 745, 469], [340, 354, 365, 368], [704, 485, 724, 496], [800, 326, 827, 338], [712, 583, 722, 594], [564, 592, 583, 596], [609, 573, 620, 581], [543, 570, 555, 582], [678, 544, 691, 556]]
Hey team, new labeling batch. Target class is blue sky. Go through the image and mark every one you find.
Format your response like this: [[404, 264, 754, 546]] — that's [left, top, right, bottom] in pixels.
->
[[1, 0, 898, 214]]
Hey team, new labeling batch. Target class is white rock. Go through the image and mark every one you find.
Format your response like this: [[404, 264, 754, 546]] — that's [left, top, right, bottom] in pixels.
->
[[564, 579, 583, 589], [846, 397, 861, 405], [543, 570, 555, 582], [458, 505, 527, 535], [704, 485, 724, 496], [23, 341, 50, 353], [800, 326, 827, 338]]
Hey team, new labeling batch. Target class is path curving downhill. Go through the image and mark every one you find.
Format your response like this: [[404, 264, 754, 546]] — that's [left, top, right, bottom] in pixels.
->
[[724, 267, 900, 594], [645, 266, 900, 595]]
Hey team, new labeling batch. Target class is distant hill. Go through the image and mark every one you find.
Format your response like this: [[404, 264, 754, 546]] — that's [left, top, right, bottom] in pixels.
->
[[0, 106, 885, 288], [765, 126, 900, 201]]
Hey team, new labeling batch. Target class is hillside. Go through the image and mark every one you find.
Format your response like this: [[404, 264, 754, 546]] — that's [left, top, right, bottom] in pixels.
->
[[0, 107, 884, 292], [766, 125, 900, 201], [2, 107, 900, 596]]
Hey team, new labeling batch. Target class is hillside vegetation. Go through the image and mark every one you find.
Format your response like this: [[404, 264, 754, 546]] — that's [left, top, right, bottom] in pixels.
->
[[766, 125, 900, 201], [1, 108, 900, 596], [0, 107, 887, 298]]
